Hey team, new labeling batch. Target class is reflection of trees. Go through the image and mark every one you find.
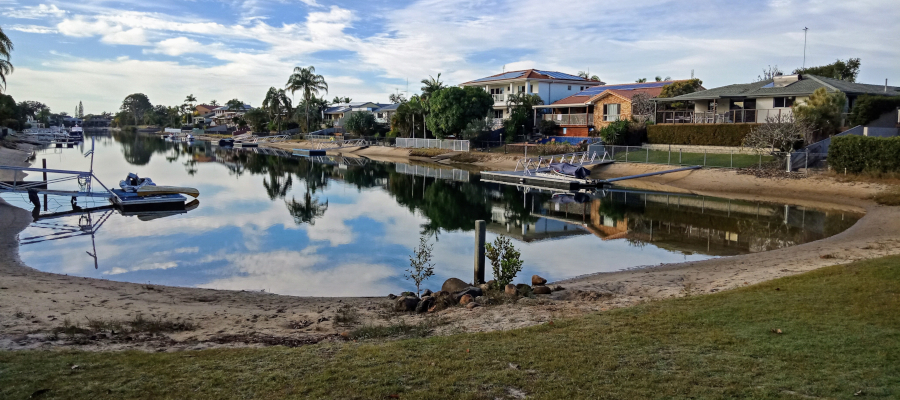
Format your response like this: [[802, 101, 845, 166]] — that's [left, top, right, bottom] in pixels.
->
[[263, 171, 293, 200], [285, 192, 328, 225], [112, 131, 169, 165]]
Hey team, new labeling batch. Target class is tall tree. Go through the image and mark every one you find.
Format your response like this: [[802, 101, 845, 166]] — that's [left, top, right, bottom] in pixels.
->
[[757, 65, 784, 81], [658, 78, 704, 109], [419, 73, 445, 102], [209, 99, 219, 107], [793, 58, 860, 82], [120, 93, 152, 126], [262, 87, 291, 132], [184, 94, 197, 107], [389, 93, 407, 104], [793, 87, 847, 140], [503, 93, 544, 142], [286, 66, 328, 133], [332, 96, 351, 104], [0, 25, 13, 93], [77, 101, 84, 118], [635, 78, 647, 83], [225, 98, 244, 110], [426, 87, 493, 139]]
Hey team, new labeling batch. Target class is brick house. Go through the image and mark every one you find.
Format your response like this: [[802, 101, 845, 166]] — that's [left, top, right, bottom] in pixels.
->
[[536, 81, 681, 137]]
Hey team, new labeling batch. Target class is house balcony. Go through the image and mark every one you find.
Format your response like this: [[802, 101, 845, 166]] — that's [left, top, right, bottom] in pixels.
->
[[656, 109, 794, 124], [492, 94, 505, 103], [543, 113, 594, 126]]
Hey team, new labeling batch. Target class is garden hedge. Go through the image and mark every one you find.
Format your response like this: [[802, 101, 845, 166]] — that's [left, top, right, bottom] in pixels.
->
[[829, 135, 900, 173], [848, 95, 900, 126], [646, 124, 758, 146]]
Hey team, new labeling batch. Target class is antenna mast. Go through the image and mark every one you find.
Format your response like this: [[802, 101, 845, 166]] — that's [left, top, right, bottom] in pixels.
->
[[802, 27, 809, 69]]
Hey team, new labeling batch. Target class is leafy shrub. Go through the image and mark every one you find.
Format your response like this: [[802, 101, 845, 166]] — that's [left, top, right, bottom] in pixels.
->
[[405, 236, 435, 297], [597, 120, 630, 145], [848, 95, 900, 126], [485, 236, 523, 289], [647, 123, 758, 146], [793, 87, 847, 141], [539, 119, 558, 135], [829, 135, 900, 174]]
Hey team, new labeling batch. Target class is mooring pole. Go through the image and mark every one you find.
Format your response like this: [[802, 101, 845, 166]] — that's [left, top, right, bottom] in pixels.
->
[[42, 159, 48, 211], [474, 220, 486, 285]]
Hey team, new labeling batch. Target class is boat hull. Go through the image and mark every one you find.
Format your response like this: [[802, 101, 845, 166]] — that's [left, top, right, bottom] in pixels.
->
[[136, 186, 200, 198]]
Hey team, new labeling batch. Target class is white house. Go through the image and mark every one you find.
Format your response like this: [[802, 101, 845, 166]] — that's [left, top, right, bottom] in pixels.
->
[[458, 69, 604, 126]]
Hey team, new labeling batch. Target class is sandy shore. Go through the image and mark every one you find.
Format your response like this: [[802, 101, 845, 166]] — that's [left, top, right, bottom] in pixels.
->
[[1, 142, 899, 351]]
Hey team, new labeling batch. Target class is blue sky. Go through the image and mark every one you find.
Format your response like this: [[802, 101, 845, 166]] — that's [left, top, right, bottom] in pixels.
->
[[1, 0, 899, 114]]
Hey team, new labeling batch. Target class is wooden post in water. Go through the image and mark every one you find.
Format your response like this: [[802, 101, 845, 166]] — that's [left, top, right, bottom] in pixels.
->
[[42, 159, 48, 211], [474, 220, 486, 285]]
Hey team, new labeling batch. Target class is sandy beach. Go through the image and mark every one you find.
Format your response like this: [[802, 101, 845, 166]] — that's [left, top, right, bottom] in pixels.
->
[[2, 141, 899, 351]]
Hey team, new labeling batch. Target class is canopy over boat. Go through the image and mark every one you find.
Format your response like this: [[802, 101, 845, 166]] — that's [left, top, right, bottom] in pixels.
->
[[549, 163, 590, 179]]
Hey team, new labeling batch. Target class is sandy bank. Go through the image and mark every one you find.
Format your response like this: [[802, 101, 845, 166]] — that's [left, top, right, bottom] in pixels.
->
[[1, 142, 899, 351]]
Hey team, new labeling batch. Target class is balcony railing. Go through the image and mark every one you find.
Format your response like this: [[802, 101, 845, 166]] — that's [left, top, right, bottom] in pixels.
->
[[656, 109, 794, 124], [543, 113, 594, 125], [492, 94, 505, 102]]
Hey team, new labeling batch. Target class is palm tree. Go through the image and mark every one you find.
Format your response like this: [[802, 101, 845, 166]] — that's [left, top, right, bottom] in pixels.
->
[[263, 171, 293, 200], [419, 73, 444, 101], [262, 87, 292, 132], [285, 191, 328, 225], [285, 66, 328, 133], [0, 26, 14, 93], [184, 94, 197, 106], [209, 100, 219, 107]]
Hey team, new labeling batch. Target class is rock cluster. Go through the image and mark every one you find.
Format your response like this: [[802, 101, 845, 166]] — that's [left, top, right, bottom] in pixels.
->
[[530, 275, 555, 296], [389, 276, 565, 314]]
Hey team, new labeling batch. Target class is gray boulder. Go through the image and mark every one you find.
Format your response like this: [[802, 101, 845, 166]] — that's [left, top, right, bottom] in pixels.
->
[[394, 296, 420, 312], [416, 297, 435, 313], [422, 289, 433, 297], [441, 278, 469, 293], [456, 287, 483, 299], [533, 285, 552, 295]]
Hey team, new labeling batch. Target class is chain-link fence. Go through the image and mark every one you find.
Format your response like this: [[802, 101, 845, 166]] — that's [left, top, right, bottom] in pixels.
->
[[603, 145, 829, 171]]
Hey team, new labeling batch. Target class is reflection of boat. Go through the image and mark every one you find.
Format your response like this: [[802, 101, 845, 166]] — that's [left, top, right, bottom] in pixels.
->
[[125, 199, 200, 221], [118, 173, 200, 198], [547, 163, 590, 179], [218, 138, 234, 147]]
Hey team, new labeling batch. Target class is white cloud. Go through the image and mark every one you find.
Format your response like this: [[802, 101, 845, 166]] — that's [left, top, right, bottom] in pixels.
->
[[6, 3, 66, 19], [145, 37, 204, 56], [9, 24, 57, 34]]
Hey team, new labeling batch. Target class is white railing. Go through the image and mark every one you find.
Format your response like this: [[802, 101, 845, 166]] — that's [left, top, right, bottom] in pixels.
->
[[395, 163, 470, 182], [657, 109, 794, 124], [543, 113, 594, 125], [492, 94, 505, 102], [396, 138, 470, 152]]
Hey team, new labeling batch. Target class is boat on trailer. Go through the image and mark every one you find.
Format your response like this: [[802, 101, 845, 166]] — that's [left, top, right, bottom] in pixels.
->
[[115, 173, 200, 212]]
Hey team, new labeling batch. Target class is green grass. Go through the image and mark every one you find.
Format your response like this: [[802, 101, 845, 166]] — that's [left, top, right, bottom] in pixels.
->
[[2, 256, 900, 399], [610, 148, 776, 168]]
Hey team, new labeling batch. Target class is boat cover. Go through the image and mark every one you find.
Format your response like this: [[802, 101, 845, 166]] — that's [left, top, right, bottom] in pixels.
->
[[549, 163, 590, 179]]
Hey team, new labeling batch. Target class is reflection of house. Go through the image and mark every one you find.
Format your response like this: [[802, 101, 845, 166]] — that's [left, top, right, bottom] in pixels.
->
[[459, 69, 604, 128], [488, 205, 589, 243], [536, 81, 680, 137], [655, 74, 900, 124]]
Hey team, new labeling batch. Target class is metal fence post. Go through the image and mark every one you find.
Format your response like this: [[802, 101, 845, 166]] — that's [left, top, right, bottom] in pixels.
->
[[668, 147, 671, 165], [645, 147, 649, 163], [625, 146, 629, 162], [679, 149, 682, 165], [730, 150, 733, 168], [759, 153, 762, 169]]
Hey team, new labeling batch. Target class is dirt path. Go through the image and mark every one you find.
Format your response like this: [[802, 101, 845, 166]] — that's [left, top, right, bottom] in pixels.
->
[[1, 144, 899, 351]]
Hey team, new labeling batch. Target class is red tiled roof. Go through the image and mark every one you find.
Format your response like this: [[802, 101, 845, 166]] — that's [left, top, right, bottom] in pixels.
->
[[551, 95, 592, 105], [601, 87, 665, 100], [461, 69, 601, 85]]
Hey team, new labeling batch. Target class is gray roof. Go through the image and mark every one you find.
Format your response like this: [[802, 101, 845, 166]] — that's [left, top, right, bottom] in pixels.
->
[[374, 103, 402, 112], [659, 75, 900, 102]]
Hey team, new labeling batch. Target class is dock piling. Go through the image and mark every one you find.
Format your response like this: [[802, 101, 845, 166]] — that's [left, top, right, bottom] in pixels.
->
[[474, 220, 486, 285]]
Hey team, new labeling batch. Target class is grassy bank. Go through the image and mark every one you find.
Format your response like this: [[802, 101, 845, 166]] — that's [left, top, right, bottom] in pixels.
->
[[2, 256, 899, 399], [610, 148, 776, 169]]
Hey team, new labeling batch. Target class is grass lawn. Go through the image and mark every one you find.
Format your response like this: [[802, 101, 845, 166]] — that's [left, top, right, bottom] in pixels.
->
[[2, 256, 899, 399], [609, 148, 776, 169]]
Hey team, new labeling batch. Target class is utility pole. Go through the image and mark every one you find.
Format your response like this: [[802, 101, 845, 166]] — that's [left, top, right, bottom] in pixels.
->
[[802, 27, 809, 69]]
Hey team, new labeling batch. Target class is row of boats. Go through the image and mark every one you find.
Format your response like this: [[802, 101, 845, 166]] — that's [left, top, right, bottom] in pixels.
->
[[17, 125, 84, 142]]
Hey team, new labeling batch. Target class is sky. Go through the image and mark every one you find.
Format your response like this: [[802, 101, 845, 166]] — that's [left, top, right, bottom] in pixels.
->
[[1, 0, 898, 114]]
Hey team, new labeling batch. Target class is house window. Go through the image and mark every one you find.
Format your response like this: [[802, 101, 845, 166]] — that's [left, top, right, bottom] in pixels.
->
[[493, 109, 503, 119], [567, 85, 572, 90], [603, 104, 621, 121], [773, 97, 795, 108], [377, 113, 383, 119], [519, 86, 526, 93], [490, 88, 504, 95]]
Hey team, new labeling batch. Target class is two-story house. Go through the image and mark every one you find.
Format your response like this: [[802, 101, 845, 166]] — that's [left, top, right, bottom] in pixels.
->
[[211, 104, 253, 127], [458, 69, 604, 128]]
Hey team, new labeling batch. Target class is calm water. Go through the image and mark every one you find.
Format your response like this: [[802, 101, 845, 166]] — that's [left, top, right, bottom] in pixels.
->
[[1, 132, 862, 296]]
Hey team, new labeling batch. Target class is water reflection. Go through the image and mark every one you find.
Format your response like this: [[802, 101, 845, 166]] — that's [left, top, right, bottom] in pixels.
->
[[1, 132, 863, 296]]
